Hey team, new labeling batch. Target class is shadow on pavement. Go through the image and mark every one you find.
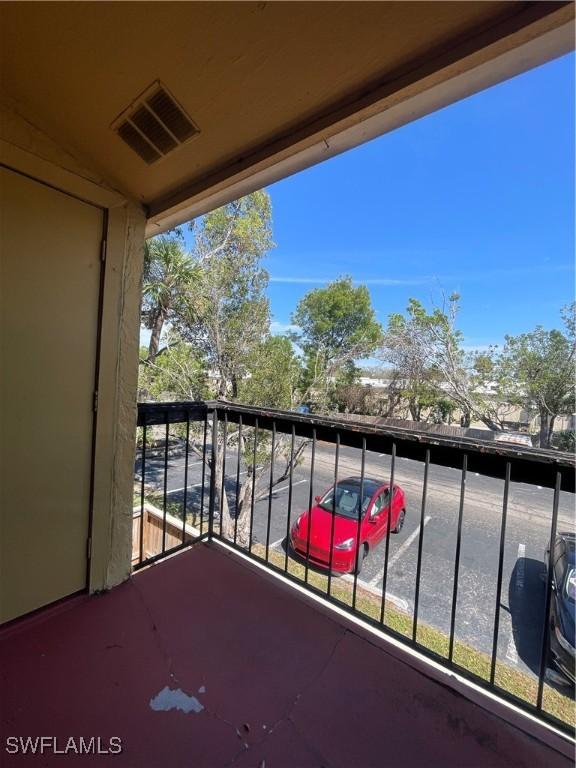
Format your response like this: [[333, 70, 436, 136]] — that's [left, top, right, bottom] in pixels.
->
[[508, 557, 546, 676], [508, 556, 575, 699]]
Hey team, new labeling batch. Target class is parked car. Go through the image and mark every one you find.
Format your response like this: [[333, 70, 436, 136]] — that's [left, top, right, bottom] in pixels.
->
[[545, 532, 575, 684], [289, 477, 406, 574]]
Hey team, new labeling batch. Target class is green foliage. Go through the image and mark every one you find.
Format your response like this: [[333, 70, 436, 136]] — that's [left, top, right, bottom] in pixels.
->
[[500, 328, 573, 409], [552, 430, 576, 453], [196, 190, 273, 259], [499, 304, 575, 446], [386, 294, 465, 374], [139, 334, 208, 402], [329, 361, 364, 412], [143, 236, 197, 311], [238, 335, 301, 409], [291, 277, 382, 402], [382, 294, 504, 428], [331, 383, 369, 414], [142, 236, 199, 360], [175, 192, 273, 396], [429, 396, 457, 424], [335, 360, 361, 387]]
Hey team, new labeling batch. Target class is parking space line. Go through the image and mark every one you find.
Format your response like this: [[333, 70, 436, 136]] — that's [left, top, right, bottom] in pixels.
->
[[505, 631, 519, 664], [516, 543, 526, 589], [166, 481, 203, 494], [266, 542, 411, 613], [341, 575, 409, 611], [258, 478, 307, 500], [166, 469, 255, 495], [505, 543, 526, 666], [369, 515, 432, 587]]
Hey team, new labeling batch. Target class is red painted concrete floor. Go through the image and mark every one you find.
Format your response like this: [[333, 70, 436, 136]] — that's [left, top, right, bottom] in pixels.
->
[[1, 543, 573, 767]]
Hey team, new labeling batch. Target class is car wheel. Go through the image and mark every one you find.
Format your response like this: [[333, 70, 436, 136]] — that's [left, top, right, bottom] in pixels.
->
[[354, 543, 368, 575], [393, 508, 406, 534]]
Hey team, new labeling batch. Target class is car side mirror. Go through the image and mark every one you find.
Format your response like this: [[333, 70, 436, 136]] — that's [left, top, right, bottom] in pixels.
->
[[314, 495, 321, 504]]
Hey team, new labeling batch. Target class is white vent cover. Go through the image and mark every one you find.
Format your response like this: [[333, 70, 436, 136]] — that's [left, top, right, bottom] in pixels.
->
[[112, 82, 199, 164]]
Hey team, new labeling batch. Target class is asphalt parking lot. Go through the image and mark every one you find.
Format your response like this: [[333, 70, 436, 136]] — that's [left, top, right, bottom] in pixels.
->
[[136, 437, 575, 688]]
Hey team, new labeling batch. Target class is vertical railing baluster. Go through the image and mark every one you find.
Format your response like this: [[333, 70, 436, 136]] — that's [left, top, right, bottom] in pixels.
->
[[265, 421, 276, 561], [537, 471, 562, 709], [412, 448, 430, 642], [352, 437, 366, 612], [380, 443, 396, 625], [490, 461, 511, 685], [199, 413, 208, 536], [248, 418, 258, 554], [304, 428, 317, 585], [181, 413, 190, 544], [139, 424, 147, 565], [161, 415, 169, 554], [234, 415, 243, 546], [448, 453, 468, 662], [220, 413, 228, 539], [327, 433, 340, 597], [284, 425, 296, 573], [208, 410, 218, 539]]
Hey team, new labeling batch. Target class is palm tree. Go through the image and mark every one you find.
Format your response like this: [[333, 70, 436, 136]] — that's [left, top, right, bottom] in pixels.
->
[[142, 235, 198, 362]]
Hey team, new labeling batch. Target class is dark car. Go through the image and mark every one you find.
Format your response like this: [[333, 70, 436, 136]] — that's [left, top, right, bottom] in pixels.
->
[[545, 532, 575, 684]]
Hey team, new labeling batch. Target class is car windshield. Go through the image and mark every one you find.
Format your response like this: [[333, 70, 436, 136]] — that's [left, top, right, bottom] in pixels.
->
[[565, 568, 576, 603], [318, 483, 377, 519]]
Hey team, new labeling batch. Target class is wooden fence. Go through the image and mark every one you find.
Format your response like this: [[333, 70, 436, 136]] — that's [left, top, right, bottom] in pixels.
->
[[132, 502, 200, 565]]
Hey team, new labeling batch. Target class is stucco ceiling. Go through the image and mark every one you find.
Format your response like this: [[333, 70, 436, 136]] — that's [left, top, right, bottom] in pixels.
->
[[0, 1, 573, 228]]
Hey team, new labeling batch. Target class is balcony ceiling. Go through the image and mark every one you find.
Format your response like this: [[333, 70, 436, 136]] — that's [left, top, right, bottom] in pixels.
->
[[0, 2, 573, 232]]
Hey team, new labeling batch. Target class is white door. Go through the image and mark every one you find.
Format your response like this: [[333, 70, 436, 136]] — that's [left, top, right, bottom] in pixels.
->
[[0, 167, 103, 622]]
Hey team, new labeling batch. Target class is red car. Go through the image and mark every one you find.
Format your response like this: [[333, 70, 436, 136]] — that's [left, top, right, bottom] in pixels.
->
[[290, 476, 406, 574]]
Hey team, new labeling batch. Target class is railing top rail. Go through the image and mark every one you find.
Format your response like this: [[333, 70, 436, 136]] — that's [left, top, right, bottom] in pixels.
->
[[136, 400, 575, 491], [137, 401, 208, 427]]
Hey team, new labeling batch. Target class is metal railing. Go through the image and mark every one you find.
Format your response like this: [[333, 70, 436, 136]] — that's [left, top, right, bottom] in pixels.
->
[[135, 400, 575, 734]]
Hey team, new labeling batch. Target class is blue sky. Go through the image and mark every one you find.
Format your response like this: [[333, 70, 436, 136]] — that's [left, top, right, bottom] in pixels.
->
[[265, 52, 575, 353]]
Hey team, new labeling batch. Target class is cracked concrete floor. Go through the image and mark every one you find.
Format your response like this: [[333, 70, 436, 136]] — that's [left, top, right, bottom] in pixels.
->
[[0, 543, 572, 767]]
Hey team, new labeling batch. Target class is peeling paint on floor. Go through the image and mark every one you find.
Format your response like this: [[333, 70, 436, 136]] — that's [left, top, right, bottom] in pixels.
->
[[149, 686, 204, 714]]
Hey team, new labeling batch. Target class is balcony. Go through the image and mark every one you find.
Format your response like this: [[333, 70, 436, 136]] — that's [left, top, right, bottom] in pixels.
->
[[1, 541, 573, 768], [2, 401, 574, 766]]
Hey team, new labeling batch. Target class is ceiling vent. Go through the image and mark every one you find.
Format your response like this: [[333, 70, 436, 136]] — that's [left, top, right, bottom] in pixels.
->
[[112, 82, 200, 165]]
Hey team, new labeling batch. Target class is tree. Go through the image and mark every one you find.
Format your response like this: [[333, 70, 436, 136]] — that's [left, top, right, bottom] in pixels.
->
[[499, 303, 575, 448], [237, 335, 301, 409], [139, 331, 208, 402], [228, 334, 305, 541], [228, 278, 381, 542], [381, 294, 504, 430], [553, 430, 576, 453], [140, 213, 384, 548], [139, 193, 277, 543], [331, 383, 370, 414], [175, 192, 273, 397], [290, 277, 382, 408], [141, 235, 198, 362]]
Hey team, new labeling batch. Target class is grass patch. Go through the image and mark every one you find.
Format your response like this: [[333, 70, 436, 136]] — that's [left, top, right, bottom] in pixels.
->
[[133, 484, 204, 526], [247, 542, 575, 730]]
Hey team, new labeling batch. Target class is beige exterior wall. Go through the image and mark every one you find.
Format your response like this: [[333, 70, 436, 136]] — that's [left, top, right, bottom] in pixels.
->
[[0, 101, 146, 621]]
